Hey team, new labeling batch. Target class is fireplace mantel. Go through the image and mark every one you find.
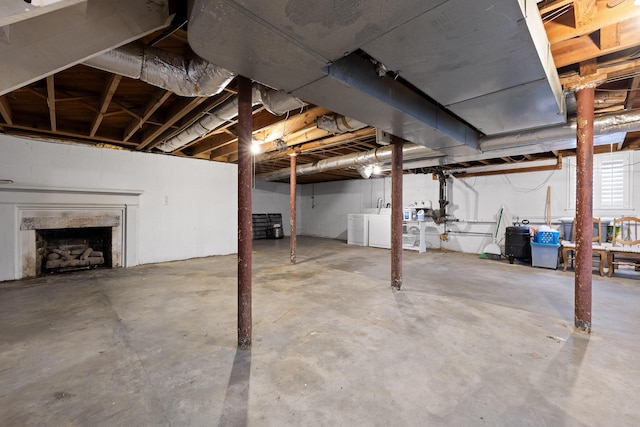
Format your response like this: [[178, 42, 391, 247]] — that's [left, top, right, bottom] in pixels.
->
[[0, 185, 141, 281]]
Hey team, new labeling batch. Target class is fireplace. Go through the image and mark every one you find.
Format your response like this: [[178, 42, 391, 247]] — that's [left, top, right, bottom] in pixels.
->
[[37, 227, 113, 275], [0, 185, 141, 281], [20, 209, 125, 279]]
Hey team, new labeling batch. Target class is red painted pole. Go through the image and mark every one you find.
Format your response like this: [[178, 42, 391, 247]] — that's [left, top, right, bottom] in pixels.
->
[[290, 154, 297, 265], [391, 135, 403, 290], [237, 76, 253, 348], [575, 85, 595, 333]]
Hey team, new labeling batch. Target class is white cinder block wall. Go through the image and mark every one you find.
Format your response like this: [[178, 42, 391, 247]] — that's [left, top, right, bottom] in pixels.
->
[[0, 135, 237, 281], [258, 151, 640, 254], [252, 181, 301, 236]]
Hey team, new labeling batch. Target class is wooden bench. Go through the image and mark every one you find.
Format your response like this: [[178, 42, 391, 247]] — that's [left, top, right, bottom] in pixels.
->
[[607, 216, 640, 277]]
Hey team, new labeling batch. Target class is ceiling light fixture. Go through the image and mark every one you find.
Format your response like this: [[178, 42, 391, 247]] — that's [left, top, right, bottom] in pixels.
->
[[251, 140, 261, 154]]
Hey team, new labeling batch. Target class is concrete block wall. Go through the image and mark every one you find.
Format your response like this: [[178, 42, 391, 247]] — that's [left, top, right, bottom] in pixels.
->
[[252, 181, 301, 236], [261, 151, 640, 254]]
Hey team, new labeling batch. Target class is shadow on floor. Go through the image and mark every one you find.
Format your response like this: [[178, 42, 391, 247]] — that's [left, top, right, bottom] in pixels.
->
[[218, 348, 252, 427]]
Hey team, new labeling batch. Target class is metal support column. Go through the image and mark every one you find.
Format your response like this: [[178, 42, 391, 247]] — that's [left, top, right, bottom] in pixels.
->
[[290, 154, 297, 265], [575, 85, 595, 333], [391, 135, 403, 290], [237, 76, 253, 348]]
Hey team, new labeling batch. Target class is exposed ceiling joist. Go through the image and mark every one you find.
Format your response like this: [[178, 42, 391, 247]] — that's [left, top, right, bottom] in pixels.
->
[[90, 74, 121, 137], [552, 16, 640, 67], [544, 0, 640, 44], [0, 96, 12, 125], [625, 76, 640, 109], [123, 89, 172, 142], [256, 128, 377, 161], [46, 75, 56, 132], [137, 97, 208, 151], [559, 58, 640, 88]]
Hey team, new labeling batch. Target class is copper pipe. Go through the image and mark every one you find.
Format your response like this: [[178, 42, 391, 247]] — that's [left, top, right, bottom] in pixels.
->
[[290, 154, 297, 265], [391, 135, 403, 290], [237, 76, 253, 348], [575, 86, 594, 333]]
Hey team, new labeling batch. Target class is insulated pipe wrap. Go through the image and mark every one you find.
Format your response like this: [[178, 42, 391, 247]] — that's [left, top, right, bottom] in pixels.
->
[[158, 84, 305, 152], [83, 43, 236, 97]]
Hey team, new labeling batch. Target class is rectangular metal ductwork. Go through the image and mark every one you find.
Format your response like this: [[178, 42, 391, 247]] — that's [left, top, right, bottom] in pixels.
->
[[362, 0, 566, 134], [189, 0, 565, 154]]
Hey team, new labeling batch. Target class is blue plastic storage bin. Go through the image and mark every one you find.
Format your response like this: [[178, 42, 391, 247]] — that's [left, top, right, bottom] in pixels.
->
[[531, 241, 560, 269]]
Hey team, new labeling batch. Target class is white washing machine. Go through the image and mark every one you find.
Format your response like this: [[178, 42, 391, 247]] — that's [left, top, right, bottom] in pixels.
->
[[347, 214, 369, 246], [368, 214, 391, 249]]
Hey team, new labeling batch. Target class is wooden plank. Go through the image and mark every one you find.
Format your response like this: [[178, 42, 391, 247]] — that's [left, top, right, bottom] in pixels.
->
[[123, 89, 172, 142], [251, 106, 331, 144], [625, 76, 640, 110], [545, 0, 640, 44], [0, 95, 12, 125], [560, 58, 640, 88], [1, 122, 139, 147], [552, 17, 640, 68], [579, 58, 598, 77], [90, 74, 122, 137], [46, 75, 56, 131], [137, 97, 207, 151], [600, 22, 621, 50], [573, 0, 596, 29], [256, 128, 376, 161]]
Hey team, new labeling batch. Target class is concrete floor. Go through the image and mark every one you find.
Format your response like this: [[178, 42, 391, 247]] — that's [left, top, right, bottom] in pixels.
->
[[1, 236, 639, 426]]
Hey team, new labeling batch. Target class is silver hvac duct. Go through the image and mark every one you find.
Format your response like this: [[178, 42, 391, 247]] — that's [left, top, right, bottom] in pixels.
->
[[259, 108, 640, 181], [316, 114, 368, 134], [157, 84, 305, 152], [260, 143, 433, 181], [83, 43, 236, 97]]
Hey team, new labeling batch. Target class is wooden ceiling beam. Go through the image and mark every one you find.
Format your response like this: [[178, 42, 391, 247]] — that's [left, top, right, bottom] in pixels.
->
[[256, 128, 376, 162], [123, 89, 172, 142], [90, 74, 122, 137], [137, 97, 207, 151], [1, 122, 139, 147], [600, 22, 621, 50], [625, 76, 640, 109], [46, 75, 56, 132], [545, 0, 640, 44], [0, 96, 12, 125], [552, 16, 640, 68], [252, 106, 331, 144], [28, 87, 101, 114], [573, 0, 596, 29], [560, 58, 640, 88]]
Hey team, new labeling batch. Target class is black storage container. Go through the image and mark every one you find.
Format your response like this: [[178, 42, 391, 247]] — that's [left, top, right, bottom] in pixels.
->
[[505, 226, 531, 264]]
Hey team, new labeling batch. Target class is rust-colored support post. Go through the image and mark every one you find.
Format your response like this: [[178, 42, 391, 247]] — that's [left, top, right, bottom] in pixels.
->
[[237, 76, 253, 349], [575, 85, 595, 333], [391, 135, 403, 290], [290, 154, 297, 264]]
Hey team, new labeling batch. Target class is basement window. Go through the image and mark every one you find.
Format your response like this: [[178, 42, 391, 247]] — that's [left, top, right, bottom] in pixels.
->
[[567, 151, 632, 211]]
